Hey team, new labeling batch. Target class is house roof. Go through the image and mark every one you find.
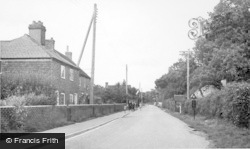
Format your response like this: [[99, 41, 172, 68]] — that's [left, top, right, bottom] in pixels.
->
[[0, 34, 90, 79], [1, 34, 77, 67], [79, 69, 91, 79]]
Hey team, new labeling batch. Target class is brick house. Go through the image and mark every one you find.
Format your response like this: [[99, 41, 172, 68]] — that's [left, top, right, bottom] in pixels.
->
[[0, 21, 90, 105]]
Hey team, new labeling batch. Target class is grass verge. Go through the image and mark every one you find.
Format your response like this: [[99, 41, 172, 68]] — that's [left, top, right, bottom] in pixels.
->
[[161, 108, 250, 148]]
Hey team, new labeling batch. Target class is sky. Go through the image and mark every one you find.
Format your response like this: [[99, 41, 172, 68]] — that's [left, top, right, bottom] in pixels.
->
[[0, 0, 220, 92]]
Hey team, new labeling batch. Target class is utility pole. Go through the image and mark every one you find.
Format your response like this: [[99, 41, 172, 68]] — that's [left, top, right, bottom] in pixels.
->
[[0, 41, 2, 133], [90, 4, 97, 104], [180, 50, 190, 100], [126, 64, 128, 104], [187, 49, 190, 100]]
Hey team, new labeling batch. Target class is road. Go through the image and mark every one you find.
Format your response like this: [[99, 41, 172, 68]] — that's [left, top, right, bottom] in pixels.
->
[[66, 105, 210, 149]]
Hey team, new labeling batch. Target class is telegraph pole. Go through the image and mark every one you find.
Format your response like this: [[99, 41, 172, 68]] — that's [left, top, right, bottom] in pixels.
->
[[180, 50, 190, 100], [0, 41, 2, 133], [187, 49, 190, 100], [90, 4, 97, 104], [126, 64, 128, 104]]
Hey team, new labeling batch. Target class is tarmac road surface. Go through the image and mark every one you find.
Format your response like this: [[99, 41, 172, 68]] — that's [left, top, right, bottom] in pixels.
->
[[66, 105, 210, 149]]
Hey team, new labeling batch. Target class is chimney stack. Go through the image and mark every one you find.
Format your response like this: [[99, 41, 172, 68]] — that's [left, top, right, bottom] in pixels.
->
[[28, 21, 46, 45], [45, 37, 55, 50], [65, 45, 72, 60]]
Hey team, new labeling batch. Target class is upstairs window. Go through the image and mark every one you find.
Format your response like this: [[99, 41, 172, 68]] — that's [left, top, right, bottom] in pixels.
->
[[69, 69, 74, 81], [79, 78, 81, 86], [61, 65, 65, 79]]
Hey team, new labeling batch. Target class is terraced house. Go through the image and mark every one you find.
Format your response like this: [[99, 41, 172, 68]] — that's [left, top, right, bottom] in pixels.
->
[[0, 21, 90, 105]]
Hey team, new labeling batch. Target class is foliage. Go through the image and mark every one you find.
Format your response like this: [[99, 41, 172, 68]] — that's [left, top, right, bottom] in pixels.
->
[[195, 0, 250, 84], [5, 95, 26, 106], [155, 55, 198, 99], [156, 0, 250, 111], [162, 98, 175, 112], [1, 96, 28, 132], [25, 93, 57, 105], [221, 82, 250, 127], [93, 81, 139, 103], [182, 82, 250, 128], [1, 72, 56, 100]]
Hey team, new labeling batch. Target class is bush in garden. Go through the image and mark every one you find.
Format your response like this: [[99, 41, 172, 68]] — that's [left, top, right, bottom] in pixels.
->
[[2, 96, 27, 131], [25, 93, 57, 106], [0, 116, 10, 132], [1, 72, 56, 100], [5, 96, 26, 106]]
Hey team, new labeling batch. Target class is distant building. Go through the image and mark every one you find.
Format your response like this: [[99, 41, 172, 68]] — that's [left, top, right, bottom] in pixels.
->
[[105, 82, 131, 89], [0, 21, 90, 105]]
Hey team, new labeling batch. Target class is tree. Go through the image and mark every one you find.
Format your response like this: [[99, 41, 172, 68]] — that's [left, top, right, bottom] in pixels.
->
[[99, 81, 139, 103], [155, 55, 198, 99], [191, 0, 250, 90]]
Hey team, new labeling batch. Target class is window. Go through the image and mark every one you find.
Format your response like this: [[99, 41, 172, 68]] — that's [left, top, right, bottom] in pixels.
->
[[74, 93, 78, 105], [69, 69, 74, 81], [79, 78, 81, 86], [83, 78, 86, 89], [60, 93, 65, 105], [70, 94, 74, 104], [61, 65, 65, 79], [55, 91, 59, 105]]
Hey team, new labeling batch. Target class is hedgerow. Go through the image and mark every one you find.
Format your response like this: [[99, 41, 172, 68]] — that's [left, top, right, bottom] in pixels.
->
[[183, 82, 250, 128]]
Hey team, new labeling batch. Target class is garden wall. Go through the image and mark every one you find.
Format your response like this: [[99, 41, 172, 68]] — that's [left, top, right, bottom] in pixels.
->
[[0, 104, 125, 132]]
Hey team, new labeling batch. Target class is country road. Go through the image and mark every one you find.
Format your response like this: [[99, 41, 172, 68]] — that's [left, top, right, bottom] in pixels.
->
[[66, 105, 210, 149]]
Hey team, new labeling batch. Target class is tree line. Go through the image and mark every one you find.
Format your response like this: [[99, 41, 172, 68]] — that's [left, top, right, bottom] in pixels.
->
[[155, 0, 250, 99]]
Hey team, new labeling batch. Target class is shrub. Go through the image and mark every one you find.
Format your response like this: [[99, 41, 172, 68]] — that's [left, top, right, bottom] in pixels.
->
[[2, 96, 28, 131], [183, 82, 250, 128], [1, 72, 56, 99], [25, 93, 56, 105], [5, 96, 26, 106], [221, 82, 250, 128], [1, 116, 10, 132], [162, 98, 176, 112]]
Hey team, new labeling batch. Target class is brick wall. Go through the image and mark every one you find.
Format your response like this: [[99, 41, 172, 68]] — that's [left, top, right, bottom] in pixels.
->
[[51, 60, 80, 105], [2, 59, 89, 105], [79, 77, 91, 104], [2, 59, 83, 104], [0, 104, 126, 132], [2, 59, 52, 78]]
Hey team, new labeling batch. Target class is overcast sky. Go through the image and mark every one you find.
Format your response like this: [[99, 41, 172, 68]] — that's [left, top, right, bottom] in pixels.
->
[[0, 0, 220, 91]]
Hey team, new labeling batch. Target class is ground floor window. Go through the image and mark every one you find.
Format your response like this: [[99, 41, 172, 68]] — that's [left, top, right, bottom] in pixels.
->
[[55, 91, 59, 105], [60, 93, 65, 105], [70, 94, 74, 104], [74, 93, 78, 105]]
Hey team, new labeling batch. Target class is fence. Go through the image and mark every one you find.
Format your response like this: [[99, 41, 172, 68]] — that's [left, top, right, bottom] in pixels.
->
[[0, 104, 125, 133]]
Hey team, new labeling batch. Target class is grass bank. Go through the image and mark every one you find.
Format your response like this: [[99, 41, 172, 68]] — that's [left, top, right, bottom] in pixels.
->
[[162, 108, 250, 148]]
